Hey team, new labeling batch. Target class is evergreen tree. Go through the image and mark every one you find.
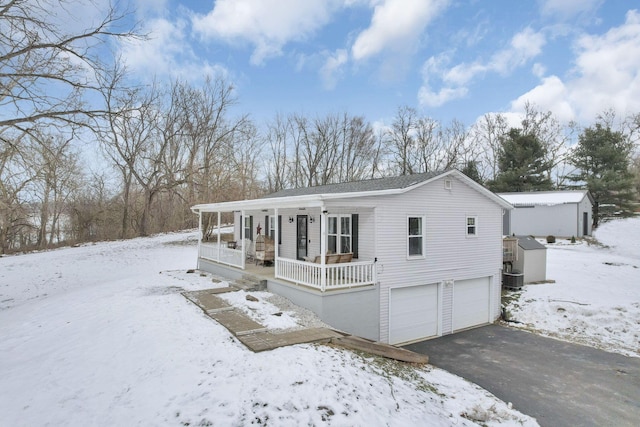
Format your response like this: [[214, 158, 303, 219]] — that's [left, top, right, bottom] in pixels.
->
[[487, 128, 553, 192], [567, 123, 636, 226], [461, 160, 483, 184]]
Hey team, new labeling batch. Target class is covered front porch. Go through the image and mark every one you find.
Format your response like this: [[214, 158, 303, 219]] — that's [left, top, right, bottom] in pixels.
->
[[191, 198, 377, 293]]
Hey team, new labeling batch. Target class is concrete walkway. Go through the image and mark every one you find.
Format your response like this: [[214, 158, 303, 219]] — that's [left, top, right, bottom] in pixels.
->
[[405, 324, 640, 427], [182, 288, 343, 352]]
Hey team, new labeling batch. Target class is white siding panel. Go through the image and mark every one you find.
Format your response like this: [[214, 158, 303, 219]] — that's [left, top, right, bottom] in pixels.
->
[[511, 204, 577, 237], [372, 175, 503, 343], [389, 284, 439, 344]]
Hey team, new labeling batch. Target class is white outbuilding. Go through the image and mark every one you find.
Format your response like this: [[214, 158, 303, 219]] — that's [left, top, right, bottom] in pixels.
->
[[499, 190, 594, 238]]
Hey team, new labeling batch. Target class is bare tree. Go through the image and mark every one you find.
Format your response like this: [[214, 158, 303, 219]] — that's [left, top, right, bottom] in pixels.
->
[[264, 114, 289, 192], [0, 134, 33, 252], [28, 130, 82, 247], [469, 113, 509, 182], [387, 106, 418, 175], [0, 0, 141, 137]]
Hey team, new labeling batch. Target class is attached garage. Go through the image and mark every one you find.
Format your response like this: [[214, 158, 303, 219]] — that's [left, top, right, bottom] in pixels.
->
[[453, 277, 491, 331], [389, 284, 439, 345]]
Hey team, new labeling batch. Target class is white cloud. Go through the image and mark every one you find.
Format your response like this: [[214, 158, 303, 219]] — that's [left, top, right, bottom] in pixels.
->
[[320, 49, 349, 90], [509, 10, 640, 124], [192, 0, 341, 65], [351, 0, 450, 61], [510, 75, 576, 123], [418, 27, 546, 107], [538, 0, 603, 19], [120, 17, 228, 82]]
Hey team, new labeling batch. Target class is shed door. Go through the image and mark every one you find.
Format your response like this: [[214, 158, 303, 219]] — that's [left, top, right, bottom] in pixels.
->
[[453, 277, 491, 332], [389, 284, 438, 345]]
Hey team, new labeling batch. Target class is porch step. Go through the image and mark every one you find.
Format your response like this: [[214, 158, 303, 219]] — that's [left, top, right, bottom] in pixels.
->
[[232, 275, 267, 292]]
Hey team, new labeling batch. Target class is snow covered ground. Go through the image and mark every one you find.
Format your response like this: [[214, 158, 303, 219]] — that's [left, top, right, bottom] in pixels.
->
[[504, 217, 640, 358], [0, 232, 535, 426]]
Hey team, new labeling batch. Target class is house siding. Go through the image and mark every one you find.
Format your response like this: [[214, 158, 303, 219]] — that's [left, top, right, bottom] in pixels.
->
[[510, 204, 577, 238], [329, 175, 504, 343]]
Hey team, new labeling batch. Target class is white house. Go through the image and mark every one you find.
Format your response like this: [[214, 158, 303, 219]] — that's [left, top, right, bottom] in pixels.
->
[[191, 170, 513, 345], [499, 190, 594, 238]]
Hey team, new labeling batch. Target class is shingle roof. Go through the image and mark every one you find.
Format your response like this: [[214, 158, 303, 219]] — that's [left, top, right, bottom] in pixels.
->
[[516, 235, 547, 250], [263, 171, 444, 199]]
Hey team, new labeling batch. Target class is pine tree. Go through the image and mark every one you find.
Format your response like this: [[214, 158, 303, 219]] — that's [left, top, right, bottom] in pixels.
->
[[487, 128, 553, 192], [461, 160, 483, 184], [567, 124, 636, 226]]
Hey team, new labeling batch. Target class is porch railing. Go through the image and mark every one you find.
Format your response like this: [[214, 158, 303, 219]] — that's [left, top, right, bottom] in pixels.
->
[[199, 243, 243, 268], [276, 258, 375, 291]]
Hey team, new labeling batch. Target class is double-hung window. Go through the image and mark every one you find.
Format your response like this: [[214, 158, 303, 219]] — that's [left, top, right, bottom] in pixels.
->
[[466, 216, 478, 236], [328, 215, 351, 254], [408, 216, 425, 257], [269, 215, 276, 240]]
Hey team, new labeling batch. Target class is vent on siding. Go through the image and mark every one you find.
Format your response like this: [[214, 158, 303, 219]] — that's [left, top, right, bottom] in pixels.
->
[[444, 179, 452, 190]]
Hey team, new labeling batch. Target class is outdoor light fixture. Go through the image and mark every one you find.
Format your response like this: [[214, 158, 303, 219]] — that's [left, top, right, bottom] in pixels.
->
[[309, 215, 315, 223], [322, 210, 328, 214], [288, 216, 294, 223]]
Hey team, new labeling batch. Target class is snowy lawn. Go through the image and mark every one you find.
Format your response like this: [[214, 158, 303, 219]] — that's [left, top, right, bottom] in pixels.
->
[[0, 232, 535, 426], [503, 217, 640, 358]]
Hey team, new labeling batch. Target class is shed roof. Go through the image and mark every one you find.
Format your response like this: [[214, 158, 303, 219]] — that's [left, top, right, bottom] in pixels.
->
[[516, 235, 547, 250], [498, 190, 592, 207]]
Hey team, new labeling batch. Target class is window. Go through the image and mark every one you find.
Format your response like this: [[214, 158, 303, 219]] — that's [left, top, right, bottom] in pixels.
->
[[408, 216, 424, 257], [327, 214, 351, 254], [466, 216, 477, 236], [244, 215, 252, 241], [269, 215, 276, 240]]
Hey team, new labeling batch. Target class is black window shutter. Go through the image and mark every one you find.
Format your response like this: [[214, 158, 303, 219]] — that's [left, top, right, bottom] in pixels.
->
[[352, 214, 359, 259], [249, 216, 253, 241], [278, 215, 282, 244], [265, 215, 269, 237]]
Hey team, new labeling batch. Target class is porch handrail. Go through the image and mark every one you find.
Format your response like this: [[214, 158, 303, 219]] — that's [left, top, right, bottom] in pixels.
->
[[276, 258, 375, 291], [199, 242, 244, 268]]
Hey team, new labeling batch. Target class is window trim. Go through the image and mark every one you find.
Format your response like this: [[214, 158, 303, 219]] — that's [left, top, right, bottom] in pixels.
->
[[327, 214, 352, 254], [466, 215, 478, 237], [407, 215, 426, 259]]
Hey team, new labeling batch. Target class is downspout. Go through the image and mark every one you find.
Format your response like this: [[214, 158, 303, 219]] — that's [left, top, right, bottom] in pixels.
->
[[320, 205, 327, 292]]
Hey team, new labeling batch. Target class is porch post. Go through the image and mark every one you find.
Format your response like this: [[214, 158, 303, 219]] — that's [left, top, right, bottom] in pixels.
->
[[240, 210, 245, 269], [320, 205, 327, 291], [217, 211, 221, 261], [274, 207, 279, 278], [197, 210, 202, 270]]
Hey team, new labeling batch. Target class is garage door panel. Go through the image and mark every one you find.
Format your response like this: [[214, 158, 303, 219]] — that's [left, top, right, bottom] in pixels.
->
[[389, 284, 438, 345], [453, 277, 490, 331]]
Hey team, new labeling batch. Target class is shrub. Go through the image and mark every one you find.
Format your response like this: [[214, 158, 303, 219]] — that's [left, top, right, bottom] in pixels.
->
[[546, 235, 556, 243], [570, 235, 576, 244]]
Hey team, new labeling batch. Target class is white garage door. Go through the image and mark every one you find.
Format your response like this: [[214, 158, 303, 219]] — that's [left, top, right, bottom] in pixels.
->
[[389, 284, 438, 345], [453, 277, 491, 331]]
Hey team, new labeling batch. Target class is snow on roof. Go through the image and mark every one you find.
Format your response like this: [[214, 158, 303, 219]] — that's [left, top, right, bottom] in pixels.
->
[[498, 190, 590, 206]]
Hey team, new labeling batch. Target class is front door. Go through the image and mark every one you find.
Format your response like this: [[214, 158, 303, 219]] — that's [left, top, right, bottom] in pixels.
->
[[296, 215, 308, 260], [583, 212, 588, 236]]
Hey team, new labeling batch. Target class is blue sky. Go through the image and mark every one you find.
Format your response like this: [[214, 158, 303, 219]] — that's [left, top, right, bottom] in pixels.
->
[[119, 0, 640, 128]]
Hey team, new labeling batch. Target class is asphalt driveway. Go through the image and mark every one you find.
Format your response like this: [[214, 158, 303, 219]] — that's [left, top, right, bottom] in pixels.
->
[[405, 324, 640, 427]]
